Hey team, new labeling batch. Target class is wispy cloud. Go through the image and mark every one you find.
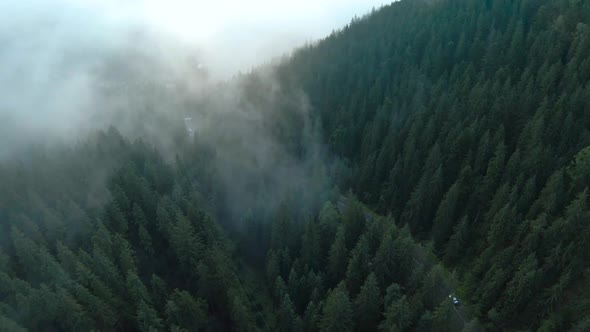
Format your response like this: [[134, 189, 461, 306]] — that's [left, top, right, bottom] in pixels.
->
[[0, 0, 389, 158]]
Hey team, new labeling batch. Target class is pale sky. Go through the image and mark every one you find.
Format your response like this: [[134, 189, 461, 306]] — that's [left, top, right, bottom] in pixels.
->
[[2, 0, 391, 78], [65, 0, 389, 41], [0, 0, 392, 155], [140, 0, 392, 76]]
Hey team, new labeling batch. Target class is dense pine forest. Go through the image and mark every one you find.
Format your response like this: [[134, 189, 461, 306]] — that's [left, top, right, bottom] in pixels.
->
[[1, 0, 590, 331]]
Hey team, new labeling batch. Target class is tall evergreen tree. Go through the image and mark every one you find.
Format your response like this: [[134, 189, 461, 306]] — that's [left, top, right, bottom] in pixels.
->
[[354, 273, 382, 331], [320, 283, 353, 332], [328, 225, 349, 284]]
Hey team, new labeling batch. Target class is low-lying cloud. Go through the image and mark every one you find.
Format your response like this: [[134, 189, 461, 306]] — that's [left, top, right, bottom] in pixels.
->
[[0, 0, 388, 159]]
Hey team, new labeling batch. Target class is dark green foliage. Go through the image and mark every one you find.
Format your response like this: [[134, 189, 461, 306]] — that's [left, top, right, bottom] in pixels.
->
[[341, 195, 366, 248], [328, 224, 348, 284], [373, 225, 398, 288], [354, 273, 382, 331], [320, 283, 353, 332], [345, 234, 370, 296], [276, 294, 303, 332], [274, 276, 288, 305], [136, 300, 163, 332], [0, 130, 254, 331], [432, 299, 453, 330], [432, 182, 461, 252], [165, 289, 207, 330], [229, 293, 257, 332], [301, 218, 322, 272], [2, 0, 590, 330], [443, 216, 469, 265], [568, 146, 590, 191], [381, 295, 413, 332], [273, 0, 590, 329], [303, 301, 322, 332], [263, 195, 456, 332]]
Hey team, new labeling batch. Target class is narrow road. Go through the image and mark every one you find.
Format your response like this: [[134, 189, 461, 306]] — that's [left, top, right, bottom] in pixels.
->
[[337, 197, 473, 331]]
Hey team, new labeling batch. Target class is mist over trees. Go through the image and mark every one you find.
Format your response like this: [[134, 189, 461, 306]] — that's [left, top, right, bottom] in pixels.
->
[[1, 0, 590, 331]]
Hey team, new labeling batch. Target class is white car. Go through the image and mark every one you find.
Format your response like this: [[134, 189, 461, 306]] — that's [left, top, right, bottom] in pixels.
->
[[449, 294, 460, 306]]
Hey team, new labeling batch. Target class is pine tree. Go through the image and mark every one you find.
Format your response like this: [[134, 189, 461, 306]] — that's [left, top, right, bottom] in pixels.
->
[[318, 202, 340, 248], [416, 310, 433, 332], [55, 287, 93, 330], [138, 224, 154, 256], [443, 216, 469, 265], [341, 196, 367, 249], [0, 315, 26, 332], [567, 146, 590, 192], [345, 235, 370, 296], [126, 271, 151, 306], [288, 268, 302, 309], [114, 235, 137, 275], [542, 270, 571, 314], [276, 294, 302, 332], [373, 226, 397, 288], [274, 276, 288, 305], [380, 295, 412, 332], [480, 141, 506, 206], [432, 299, 452, 330], [165, 289, 207, 330], [230, 293, 257, 332], [527, 169, 566, 218], [271, 205, 294, 251], [328, 225, 349, 284], [495, 254, 540, 323], [303, 301, 322, 332], [320, 283, 353, 332], [421, 265, 445, 308], [150, 274, 168, 311], [266, 250, 281, 284], [169, 213, 204, 270], [354, 273, 382, 331], [432, 181, 461, 252], [383, 282, 402, 309], [301, 218, 321, 271], [136, 300, 163, 332]]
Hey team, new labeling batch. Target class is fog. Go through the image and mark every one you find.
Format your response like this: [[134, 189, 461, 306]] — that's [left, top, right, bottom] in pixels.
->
[[60, 0, 389, 78], [0, 0, 385, 219], [0, 0, 389, 159]]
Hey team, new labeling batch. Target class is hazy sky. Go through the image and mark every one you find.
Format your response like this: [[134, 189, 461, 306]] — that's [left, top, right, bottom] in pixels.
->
[[0, 0, 391, 157], [2, 0, 390, 78]]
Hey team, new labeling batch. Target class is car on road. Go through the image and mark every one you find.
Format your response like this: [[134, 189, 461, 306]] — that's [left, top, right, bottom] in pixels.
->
[[449, 294, 460, 306]]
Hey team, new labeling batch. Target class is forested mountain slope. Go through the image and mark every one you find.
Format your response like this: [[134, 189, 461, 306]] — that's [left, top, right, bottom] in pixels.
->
[[0, 130, 260, 331], [275, 0, 590, 330], [1, 0, 590, 331]]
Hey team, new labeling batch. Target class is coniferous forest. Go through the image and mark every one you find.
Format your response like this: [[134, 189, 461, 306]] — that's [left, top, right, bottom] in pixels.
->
[[2, 0, 590, 331]]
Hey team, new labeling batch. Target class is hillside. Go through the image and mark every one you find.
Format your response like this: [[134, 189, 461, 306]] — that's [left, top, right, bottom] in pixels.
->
[[1, 0, 589, 331], [276, 0, 590, 330]]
